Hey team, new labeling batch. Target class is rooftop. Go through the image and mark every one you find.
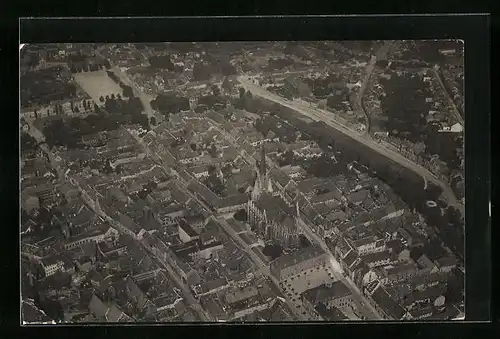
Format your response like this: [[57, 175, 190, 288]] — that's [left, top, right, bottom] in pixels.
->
[[270, 245, 325, 273], [371, 285, 407, 320], [303, 281, 352, 304], [254, 192, 295, 222], [178, 219, 199, 237]]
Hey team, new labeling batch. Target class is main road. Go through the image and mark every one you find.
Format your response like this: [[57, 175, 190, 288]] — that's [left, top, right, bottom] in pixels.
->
[[95, 49, 160, 122], [430, 68, 464, 126], [216, 217, 320, 321], [138, 235, 213, 322], [24, 118, 67, 184], [110, 65, 160, 122], [296, 218, 382, 320], [25, 117, 211, 321], [237, 76, 461, 209]]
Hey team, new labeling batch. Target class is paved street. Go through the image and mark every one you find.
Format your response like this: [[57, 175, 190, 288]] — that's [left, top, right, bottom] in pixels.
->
[[430, 68, 464, 126], [296, 218, 383, 320], [110, 65, 160, 122], [24, 118, 66, 183], [216, 217, 320, 321], [26, 118, 211, 321], [138, 238, 213, 322], [237, 76, 461, 209]]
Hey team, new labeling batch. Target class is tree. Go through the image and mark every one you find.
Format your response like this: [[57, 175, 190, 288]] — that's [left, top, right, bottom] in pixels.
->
[[209, 144, 217, 158], [212, 85, 221, 96], [150, 99, 159, 111], [190, 143, 197, 151], [208, 164, 216, 174], [123, 86, 134, 98], [239, 87, 245, 99], [234, 209, 248, 222]]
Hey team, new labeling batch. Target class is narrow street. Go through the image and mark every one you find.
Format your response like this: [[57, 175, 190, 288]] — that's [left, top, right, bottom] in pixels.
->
[[296, 218, 383, 320], [26, 118, 211, 321], [138, 239, 213, 321], [237, 76, 461, 210], [430, 68, 464, 126], [216, 217, 321, 321]]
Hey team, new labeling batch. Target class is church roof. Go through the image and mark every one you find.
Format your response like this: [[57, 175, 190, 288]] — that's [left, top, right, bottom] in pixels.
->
[[254, 193, 296, 222]]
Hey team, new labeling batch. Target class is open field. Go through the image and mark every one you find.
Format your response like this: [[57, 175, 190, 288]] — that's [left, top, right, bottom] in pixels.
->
[[73, 70, 123, 103]]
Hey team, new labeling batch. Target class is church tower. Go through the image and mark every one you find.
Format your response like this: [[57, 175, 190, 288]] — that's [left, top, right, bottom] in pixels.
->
[[252, 143, 273, 200]]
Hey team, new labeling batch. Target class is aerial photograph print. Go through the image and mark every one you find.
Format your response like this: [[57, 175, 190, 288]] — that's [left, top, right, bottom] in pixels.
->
[[20, 40, 465, 323]]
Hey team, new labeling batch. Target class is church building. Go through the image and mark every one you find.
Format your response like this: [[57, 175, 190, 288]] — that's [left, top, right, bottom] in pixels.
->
[[247, 144, 300, 249]]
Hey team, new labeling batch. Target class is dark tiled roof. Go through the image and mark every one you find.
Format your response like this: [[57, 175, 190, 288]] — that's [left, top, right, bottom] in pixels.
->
[[216, 193, 249, 209], [361, 250, 391, 264], [435, 255, 457, 268], [346, 189, 369, 204], [385, 263, 418, 277], [310, 190, 342, 204], [303, 281, 351, 304], [402, 285, 446, 307], [371, 286, 407, 320], [342, 250, 359, 267], [178, 219, 198, 237], [254, 193, 295, 222], [270, 245, 325, 273]]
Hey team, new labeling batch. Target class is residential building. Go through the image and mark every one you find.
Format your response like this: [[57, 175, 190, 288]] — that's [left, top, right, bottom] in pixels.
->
[[40, 255, 66, 277], [367, 283, 408, 320], [178, 219, 200, 243], [302, 281, 354, 312], [270, 246, 328, 282], [64, 226, 119, 250]]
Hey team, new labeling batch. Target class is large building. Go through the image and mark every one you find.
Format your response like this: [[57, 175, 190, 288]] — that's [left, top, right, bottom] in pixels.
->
[[302, 281, 354, 313], [247, 144, 300, 248], [270, 245, 328, 282]]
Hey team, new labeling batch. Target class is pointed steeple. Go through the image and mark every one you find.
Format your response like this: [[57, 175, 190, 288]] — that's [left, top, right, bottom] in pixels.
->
[[259, 143, 267, 178]]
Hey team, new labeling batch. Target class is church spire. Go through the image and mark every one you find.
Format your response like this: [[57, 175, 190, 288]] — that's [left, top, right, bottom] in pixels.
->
[[259, 143, 267, 178], [252, 142, 272, 200]]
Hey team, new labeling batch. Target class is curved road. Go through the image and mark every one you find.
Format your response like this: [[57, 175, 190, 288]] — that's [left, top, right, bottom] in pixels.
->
[[296, 218, 382, 320], [237, 76, 461, 210], [216, 217, 320, 321]]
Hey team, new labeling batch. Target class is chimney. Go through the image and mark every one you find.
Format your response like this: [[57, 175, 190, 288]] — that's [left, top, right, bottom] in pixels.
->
[[143, 206, 152, 221]]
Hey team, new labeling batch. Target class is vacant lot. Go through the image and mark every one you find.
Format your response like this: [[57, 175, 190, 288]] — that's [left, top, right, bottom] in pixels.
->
[[73, 70, 123, 103]]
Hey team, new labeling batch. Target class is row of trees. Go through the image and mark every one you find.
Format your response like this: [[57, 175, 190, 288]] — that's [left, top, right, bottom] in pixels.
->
[[21, 132, 38, 153], [254, 115, 297, 143], [267, 57, 294, 71], [42, 113, 124, 149], [21, 83, 77, 107], [105, 70, 134, 98], [151, 94, 190, 115], [148, 55, 178, 71], [256, 96, 464, 261], [70, 62, 109, 73], [197, 93, 227, 111]]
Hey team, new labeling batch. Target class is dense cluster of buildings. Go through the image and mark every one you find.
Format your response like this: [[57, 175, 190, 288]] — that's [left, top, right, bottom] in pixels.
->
[[21, 42, 464, 323], [364, 57, 464, 187]]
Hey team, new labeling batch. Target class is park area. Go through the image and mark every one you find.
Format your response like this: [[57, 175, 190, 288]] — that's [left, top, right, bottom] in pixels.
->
[[73, 70, 123, 103]]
